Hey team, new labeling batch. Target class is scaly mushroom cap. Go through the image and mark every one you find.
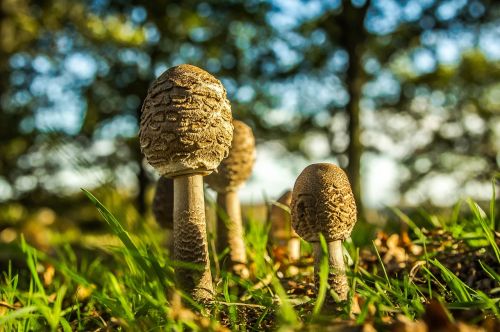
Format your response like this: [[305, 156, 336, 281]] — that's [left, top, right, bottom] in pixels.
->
[[139, 64, 233, 177], [205, 120, 255, 193], [152, 177, 174, 229], [291, 163, 357, 243], [270, 190, 293, 241]]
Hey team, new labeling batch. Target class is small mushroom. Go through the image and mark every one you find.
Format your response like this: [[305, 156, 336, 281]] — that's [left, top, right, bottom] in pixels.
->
[[269, 190, 301, 262], [140, 64, 233, 302], [205, 120, 255, 278], [152, 176, 174, 253], [291, 163, 357, 301]]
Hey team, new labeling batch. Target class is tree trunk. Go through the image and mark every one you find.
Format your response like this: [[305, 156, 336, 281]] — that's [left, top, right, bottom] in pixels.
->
[[339, 0, 369, 220], [345, 56, 364, 219]]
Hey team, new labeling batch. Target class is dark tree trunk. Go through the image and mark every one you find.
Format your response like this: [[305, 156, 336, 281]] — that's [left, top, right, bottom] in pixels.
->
[[337, 0, 370, 219], [345, 49, 364, 219]]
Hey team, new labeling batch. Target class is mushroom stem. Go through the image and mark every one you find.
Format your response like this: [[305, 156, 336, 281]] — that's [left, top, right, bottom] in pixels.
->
[[288, 236, 301, 262], [216, 191, 249, 277], [173, 175, 214, 302], [312, 240, 348, 301]]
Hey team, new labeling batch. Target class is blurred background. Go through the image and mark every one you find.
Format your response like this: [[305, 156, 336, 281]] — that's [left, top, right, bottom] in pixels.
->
[[0, 0, 499, 244]]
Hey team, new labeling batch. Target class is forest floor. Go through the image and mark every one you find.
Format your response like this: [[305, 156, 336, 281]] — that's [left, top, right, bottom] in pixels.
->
[[0, 188, 499, 331]]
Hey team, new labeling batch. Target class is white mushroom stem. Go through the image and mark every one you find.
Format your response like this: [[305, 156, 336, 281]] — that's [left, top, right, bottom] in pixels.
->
[[173, 175, 214, 302], [216, 191, 249, 278], [312, 240, 348, 301], [288, 236, 301, 262]]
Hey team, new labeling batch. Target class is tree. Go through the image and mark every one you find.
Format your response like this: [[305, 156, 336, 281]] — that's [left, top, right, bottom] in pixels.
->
[[2, 0, 498, 222], [384, 50, 500, 205], [0, 0, 275, 215], [265, 0, 500, 214]]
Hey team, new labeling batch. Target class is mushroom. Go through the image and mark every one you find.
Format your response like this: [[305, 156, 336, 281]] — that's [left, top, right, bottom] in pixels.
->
[[152, 176, 174, 253], [140, 64, 233, 302], [291, 163, 357, 301], [269, 190, 301, 262], [205, 120, 255, 278]]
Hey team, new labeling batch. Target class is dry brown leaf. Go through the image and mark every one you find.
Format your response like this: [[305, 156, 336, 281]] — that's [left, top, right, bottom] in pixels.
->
[[350, 294, 361, 316], [391, 315, 428, 332], [76, 284, 96, 301], [423, 300, 455, 331], [43, 264, 55, 286], [362, 322, 377, 332], [456, 322, 486, 332]]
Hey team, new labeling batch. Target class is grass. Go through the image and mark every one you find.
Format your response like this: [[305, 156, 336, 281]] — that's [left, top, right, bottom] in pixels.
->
[[0, 183, 498, 331]]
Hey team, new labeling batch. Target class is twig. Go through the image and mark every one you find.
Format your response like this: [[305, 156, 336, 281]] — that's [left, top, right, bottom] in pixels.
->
[[0, 301, 21, 310], [215, 301, 266, 309]]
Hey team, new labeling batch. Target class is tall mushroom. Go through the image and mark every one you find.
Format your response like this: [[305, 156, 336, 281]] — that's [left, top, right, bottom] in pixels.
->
[[269, 190, 301, 262], [140, 64, 233, 302], [291, 163, 357, 301], [205, 120, 255, 278], [152, 176, 174, 253]]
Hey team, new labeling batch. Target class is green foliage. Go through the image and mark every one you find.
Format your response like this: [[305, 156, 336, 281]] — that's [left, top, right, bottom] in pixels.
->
[[278, 0, 500, 208], [2, 0, 499, 222], [312, 235, 329, 318], [0, 0, 275, 216]]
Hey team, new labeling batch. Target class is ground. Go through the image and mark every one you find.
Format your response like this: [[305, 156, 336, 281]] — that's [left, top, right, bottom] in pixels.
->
[[0, 190, 498, 331]]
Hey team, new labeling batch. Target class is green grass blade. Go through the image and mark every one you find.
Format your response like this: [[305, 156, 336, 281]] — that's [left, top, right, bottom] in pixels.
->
[[145, 246, 173, 291], [0, 306, 38, 326], [372, 241, 391, 289], [312, 235, 329, 317], [468, 199, 500, 262], [479, 260, 500, 284], [450, 200, 463, 229], [391, 208, 426, 242], [59, 317, 72, 332], [82, 189, 152, 274], [430, 259, 474, 303], [491, 177, 497, 230], [270, 275, 299, 328], [223, 276, 238, 329], [20, 237, 47, 303], [51, 285, 67, 330], [108, 273, 135, 322]]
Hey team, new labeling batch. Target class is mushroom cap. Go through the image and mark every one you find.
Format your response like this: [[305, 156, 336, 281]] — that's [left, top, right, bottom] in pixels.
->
[[269, 190, 293, 241], [205, 120, 255, 193], [152, 177, 174, 229], [139, 64, 233, 177], [291, 163, 357, 243]]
